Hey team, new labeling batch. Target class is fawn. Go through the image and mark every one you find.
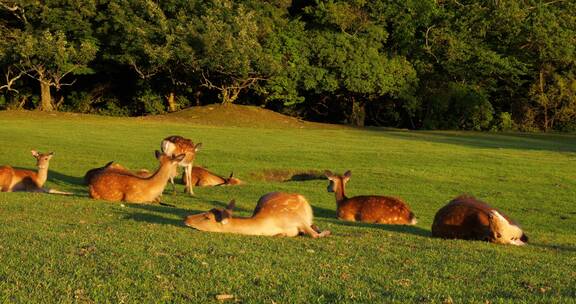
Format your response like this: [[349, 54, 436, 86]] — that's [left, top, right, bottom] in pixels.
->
[[182, 166, 243, 187], [84, 161, 151, 185], [184, 192, 330, 238], [324, 170, 416, 225], [432, 195, 528, 245], [0, 150, 71, 194], [88, 151, 184, 203], [161, 136, 202, 195]]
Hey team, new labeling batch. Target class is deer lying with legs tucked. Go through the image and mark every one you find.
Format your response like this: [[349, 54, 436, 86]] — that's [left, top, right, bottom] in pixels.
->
[[0, 150, 72, 194], [182, 166, 243, 187], [88, 151, 184, 203], [432, 195, 528, 245], [84, 161, 151, 185], [161, 136, 202, 195], [324, 170, 417, 225], [184, 192, 330, 238]]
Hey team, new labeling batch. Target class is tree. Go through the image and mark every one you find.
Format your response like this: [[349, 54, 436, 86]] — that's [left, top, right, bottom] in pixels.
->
[[193, 0, 280, 104], [0, 0, 97, 111]]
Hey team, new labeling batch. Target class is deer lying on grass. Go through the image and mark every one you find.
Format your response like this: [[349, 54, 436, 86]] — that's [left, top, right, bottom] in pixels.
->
[[161, 135, 202, 195], [432, 195, 528, 245], [184, 192, 331, 238], [181, 166, 243, 187], [0, 150, 72, 195], [84, 161, 151, 185], [88, 151, 184, 203], [324, 170, 417, 225]]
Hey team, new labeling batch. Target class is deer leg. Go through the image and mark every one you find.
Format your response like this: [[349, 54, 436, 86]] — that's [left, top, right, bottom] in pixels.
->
[[302, 225, 331, 238], [185, 164, 194, 195]]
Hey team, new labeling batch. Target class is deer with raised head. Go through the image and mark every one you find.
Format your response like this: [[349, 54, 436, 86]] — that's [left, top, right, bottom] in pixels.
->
[[0, 150, 71, 194], [161, 135, 202, 195], [184, 192, 331, 238], [84, 161, 151, 185], [432, 195, 528, 245], [324, 170, 417, 225], [88, 151, 184, 203], [182, 166, 243, 187]]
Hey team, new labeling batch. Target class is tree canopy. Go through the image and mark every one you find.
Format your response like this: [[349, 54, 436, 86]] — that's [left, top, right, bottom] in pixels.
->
[[1, 0, 575, 131]]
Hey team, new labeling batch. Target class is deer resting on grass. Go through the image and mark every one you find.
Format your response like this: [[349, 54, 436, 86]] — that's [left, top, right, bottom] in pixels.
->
[[184, 192, 330, 238], [84, 161, 151, 185], [0, 150, 72, 195], [182, 166, 243, 187], [88, 151, 184, 203], [324, 170, 417, 225], [432, 195, 528, 245]]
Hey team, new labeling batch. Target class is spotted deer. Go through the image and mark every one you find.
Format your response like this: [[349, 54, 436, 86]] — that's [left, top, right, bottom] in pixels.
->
[[184, 192, 330, 238], [161, 136, 202, 195], [84, 161, 151, 185], [324, 170, 416, 225], [432, 195, 528, 245], [88, 151, 184, 203], [182, 166, 243, 187], [0, 150, 71, 194]]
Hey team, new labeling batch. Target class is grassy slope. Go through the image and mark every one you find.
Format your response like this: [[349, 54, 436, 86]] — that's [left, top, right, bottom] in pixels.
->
[[0, 109, 575, 303]]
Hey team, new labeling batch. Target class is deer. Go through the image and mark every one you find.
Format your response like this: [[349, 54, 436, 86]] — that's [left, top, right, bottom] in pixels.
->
[[161, 135, 202, 195], [84, 161, 151, 185], [0, 150, 72, 194], [88, 151, 184, 203], [324, 170, 417, 225], [184, 192, 331, 238], [182, 166, 243, 187], [432, 195, 528, 245]]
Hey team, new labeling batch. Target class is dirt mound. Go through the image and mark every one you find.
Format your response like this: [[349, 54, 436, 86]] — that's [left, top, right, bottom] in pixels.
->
[[250, 169, 326, 182], [145, 104, 338, 129]]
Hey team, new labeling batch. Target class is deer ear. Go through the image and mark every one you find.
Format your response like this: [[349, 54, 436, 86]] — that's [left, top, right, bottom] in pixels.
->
[[226, 199, 236, 210], [229, 172, 234, 179], [194, 143, 202, 152], [343, 170, 352, 179], [155, 150, 162, 160], [324, 170, 334, 178], [31, 150, 39, 157]]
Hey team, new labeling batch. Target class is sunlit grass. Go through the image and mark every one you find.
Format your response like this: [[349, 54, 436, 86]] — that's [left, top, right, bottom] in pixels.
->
[[0, 110, 575, 303]]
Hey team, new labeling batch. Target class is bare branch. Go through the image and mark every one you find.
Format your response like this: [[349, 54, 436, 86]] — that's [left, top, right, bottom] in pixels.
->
[[0, 1, 28, 23], [129, 59, 159, 79], [0, 67, 25, 93]]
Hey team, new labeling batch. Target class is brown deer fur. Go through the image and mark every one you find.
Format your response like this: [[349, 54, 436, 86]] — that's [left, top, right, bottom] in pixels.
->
[[0, 150, 54, 192], [88, 151, 184, 203], [181, 166, 243, 187], [432, 195, 528, 245], [161, 135, 202, 195], [84, 161, 151, 185], [184, 192, 330, 238], [324, 170, 416, 225]]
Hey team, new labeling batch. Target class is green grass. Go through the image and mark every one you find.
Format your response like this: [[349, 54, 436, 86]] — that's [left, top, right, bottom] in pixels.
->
[[0, 110, 575, 303]]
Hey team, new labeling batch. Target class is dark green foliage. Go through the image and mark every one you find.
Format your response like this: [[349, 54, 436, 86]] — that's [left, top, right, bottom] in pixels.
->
[[0, 0, 575, 131]]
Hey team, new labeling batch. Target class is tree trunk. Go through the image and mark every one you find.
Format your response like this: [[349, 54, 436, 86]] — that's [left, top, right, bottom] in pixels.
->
[[166, 92, 177, 112], [39, 80, 54, 111], [349, 97, 366, 127]]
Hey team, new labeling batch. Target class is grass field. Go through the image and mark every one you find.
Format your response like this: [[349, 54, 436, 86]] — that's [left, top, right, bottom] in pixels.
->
[[0, 107, 575, 303]]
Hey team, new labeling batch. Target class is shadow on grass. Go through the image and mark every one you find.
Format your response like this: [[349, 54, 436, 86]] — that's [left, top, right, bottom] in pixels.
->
[[120, 203, 200, 227], [529, 242, 576, 253], [375, 129, 576, 153]]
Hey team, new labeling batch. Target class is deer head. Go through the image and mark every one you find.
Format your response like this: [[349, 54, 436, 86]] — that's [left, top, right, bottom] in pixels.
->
[[184, 200, 236, 231], [324, 170, 351, 193], [487, 210, 528, 245], [31, 150, 54, 169]]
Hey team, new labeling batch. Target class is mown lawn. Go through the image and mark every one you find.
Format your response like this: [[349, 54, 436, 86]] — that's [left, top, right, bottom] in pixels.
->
[[0, 110, 575, 303]]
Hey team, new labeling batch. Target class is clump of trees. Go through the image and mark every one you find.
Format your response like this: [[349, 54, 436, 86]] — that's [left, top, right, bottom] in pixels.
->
[[1, 0, 575, 131]]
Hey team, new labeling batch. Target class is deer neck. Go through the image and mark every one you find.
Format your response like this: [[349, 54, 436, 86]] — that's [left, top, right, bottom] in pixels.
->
[[148, 162, 175, 187], [219, 217, 270, 235], [36, 164, 49, 187], [334, 180, 348, 206]]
